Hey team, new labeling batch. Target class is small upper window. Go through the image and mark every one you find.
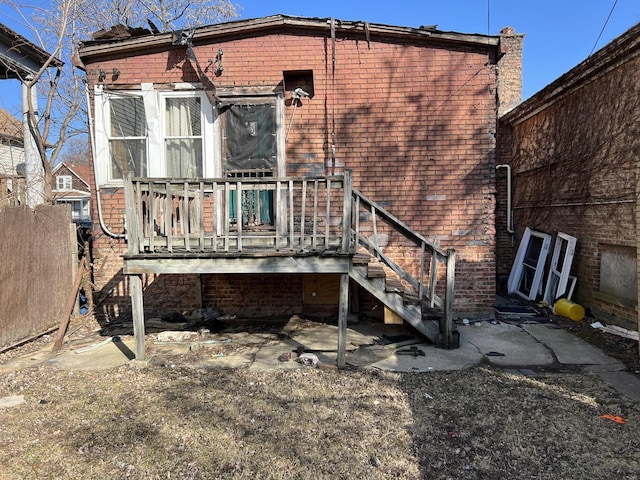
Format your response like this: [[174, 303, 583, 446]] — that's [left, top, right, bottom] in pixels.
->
[[56, 175, 72, 191]]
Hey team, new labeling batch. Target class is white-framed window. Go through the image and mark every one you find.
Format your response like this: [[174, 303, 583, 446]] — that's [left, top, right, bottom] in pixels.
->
[[108, 96, 148, 180], [93, 84, 284, 186], [56, 175, 72, 191], [507, 227, 551, 300], [163, 95, 203, 178]]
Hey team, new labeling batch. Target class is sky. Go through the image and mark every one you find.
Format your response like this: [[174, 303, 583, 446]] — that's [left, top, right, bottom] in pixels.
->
[[1, 0, 639, 114], [234, 0, 640, 100]]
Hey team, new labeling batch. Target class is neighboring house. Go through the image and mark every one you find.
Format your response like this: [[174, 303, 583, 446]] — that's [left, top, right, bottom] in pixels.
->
[[52, 162, 92, 227], [0, 22, 64, 207], [0, 107, 25, 207], [77, 15, 523, 360], [496, 22, 640, 332]]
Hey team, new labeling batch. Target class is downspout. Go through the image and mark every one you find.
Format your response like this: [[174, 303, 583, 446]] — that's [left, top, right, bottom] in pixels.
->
[[86, 85, 125, 239], [496, 164, 514, 234]]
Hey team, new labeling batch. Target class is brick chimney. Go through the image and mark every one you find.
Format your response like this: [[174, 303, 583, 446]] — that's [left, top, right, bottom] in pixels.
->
[[497, 27, 524, 117]]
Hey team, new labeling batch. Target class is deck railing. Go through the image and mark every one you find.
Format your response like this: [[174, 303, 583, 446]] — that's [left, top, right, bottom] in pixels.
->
[[123, 172, 353, 255]]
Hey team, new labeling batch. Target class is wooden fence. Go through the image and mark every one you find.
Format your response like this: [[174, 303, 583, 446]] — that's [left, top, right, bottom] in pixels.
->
[[0, 205, 77, 348]]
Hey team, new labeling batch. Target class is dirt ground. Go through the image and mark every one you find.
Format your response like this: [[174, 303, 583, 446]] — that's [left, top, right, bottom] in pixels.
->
[[1, 312, 639, 479]]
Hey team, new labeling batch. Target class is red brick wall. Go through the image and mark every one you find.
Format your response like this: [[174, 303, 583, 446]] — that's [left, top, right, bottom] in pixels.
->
[[85, 28, 502, 319], [497, 52, 639, 329]]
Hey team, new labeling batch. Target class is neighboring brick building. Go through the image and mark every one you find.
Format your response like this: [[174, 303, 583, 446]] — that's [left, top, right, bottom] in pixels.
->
[[497, 22, 640, 331], [78, 15, 522, 322]]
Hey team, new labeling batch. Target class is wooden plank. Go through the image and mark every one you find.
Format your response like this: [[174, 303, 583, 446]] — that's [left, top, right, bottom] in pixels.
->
[[52, 257, 86, 350], [131, 274, 146, 360], [337, 273, 349, 369], [341, 169, 352, 253], [149, 182, 157, 252], [354, 193, 360, 252], [123, 176, 138, 254], [312, 179, 319, 249], [275, 180, 282, 251], [183, 181, 191, 252], [165, 181, 173, 253], [300, 180, 307, 250], [289, 179, 294, 249], [367, 263, 385, 278], [325, 178, 331, 248], [385, 277, 404, 294], [429, 250, 438, 308], [384, 306, 404, 325], [224, 181, 230, 252], [352, 252, 370, 265], [236, 180, 242, 252], [443, 249, 456, 348], [123, 255, 352, 275], [418, 242, 426, 300], [199, 181, 205, 251], [135, 181, 144, 253]]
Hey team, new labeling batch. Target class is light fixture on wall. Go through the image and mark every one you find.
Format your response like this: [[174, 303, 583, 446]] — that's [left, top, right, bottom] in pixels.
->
[[210, 48, 224, 76], [98, 69, 106, 82]]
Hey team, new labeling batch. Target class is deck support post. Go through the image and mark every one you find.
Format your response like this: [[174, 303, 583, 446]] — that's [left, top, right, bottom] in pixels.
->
[[337, 273, 349, 369], [443, 249, 456, 348], [131, 274, 146, 360]]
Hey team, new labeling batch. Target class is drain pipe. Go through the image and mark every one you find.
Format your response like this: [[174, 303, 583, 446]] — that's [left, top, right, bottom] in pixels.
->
[[496, 164, 514, 234], [86, 86, 125, 239]]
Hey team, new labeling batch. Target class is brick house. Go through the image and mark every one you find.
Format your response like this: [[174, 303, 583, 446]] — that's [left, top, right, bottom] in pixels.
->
[[77, 15, 522, 360], [496, 22, 640, 332], [52, 162, 92, 227]]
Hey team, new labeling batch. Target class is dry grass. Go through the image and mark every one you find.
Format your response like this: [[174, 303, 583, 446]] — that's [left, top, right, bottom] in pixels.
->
[[1, 360, 639, 479]]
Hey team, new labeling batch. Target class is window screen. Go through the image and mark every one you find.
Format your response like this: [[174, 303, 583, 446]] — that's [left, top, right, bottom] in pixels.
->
[[109, 97, 147, 179], [224, 103, 276, 171]]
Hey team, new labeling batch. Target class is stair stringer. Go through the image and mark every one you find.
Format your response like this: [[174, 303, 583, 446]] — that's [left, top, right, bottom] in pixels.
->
[[349, 264, 440, 343]]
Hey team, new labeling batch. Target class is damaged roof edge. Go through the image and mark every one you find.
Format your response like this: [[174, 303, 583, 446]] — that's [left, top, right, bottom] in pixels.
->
[[77, 14, 500, 61], [501, 21, 640, 126], [0, 23, 64, 70]]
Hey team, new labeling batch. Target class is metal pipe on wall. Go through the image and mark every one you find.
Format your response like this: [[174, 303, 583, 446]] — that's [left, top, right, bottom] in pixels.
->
[[496, 164, 514, 234]]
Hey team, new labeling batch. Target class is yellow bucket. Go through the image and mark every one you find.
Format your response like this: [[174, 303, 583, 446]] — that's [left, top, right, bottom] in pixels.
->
[[553, 298, 585, 321]]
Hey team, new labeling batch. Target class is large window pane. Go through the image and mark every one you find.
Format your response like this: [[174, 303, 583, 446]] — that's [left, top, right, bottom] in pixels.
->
[[109, 96, 147, 179], [165, 97, 203, 178], [166, 139, 203, 177], [111, 97, 146, 137], [110, 139, 147, 178]]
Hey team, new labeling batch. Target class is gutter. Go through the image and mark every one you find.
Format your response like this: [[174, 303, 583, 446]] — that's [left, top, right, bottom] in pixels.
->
[[85, 85, 125, 239], [78, 15, 500, 62]]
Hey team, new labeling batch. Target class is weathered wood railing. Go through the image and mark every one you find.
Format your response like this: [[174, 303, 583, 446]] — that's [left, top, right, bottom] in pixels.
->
[[123, 172, 353, 255], [351, 189, 456, 347]]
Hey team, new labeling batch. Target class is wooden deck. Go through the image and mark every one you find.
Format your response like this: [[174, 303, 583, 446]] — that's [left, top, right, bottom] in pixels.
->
[[122, 171, 456, 366]]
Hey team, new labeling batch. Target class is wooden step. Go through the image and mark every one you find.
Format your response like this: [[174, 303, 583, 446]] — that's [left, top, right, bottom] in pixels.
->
[[385, 277, 404, 294], [353, 252, 371, 265], [367, 263, 385, 278]]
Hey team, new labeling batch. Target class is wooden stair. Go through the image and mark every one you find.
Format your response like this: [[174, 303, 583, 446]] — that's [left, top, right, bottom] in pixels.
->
[[349, 250, 442, 343]]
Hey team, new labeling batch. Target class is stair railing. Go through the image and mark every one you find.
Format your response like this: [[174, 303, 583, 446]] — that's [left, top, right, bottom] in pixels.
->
[[351, 189, 456, 348]]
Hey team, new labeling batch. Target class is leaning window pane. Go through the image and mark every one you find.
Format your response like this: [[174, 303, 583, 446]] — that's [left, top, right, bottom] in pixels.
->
[[166, 139, 203, 177], [110, 97, 146, 137], [110, 139, 147, 179]]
